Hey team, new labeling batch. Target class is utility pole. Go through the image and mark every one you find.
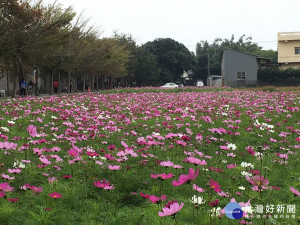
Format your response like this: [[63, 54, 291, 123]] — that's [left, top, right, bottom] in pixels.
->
[[207, 51, 210, 77]]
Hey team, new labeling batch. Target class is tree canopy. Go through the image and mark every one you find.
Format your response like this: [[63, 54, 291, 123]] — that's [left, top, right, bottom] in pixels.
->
[[142, 38, 195, 84]]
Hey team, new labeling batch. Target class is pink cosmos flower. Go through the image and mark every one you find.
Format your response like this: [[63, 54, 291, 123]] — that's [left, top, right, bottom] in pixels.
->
[[160, 160, 174, 167], [31, 186, 43, 193], [0, 182, 14, 192], [217, 191, 230, 197], [8, 168, 21, 173], [227, 164, 237, 169], [158, 200, 184, 217], [67, 149, 79, 157], [289, 187, 300, 196], [39, 156, 51, 165], [246, 176, 269, 191], [193, 184, 205, 192], [94, 180, 112, 189], [7, 198, 19, 202], [49, 192, 62, 199], [209, 199, 219, 207], [149, 195, 161, 204], [173, 164, 183, 169], [0, 191, 5, 198], [27, 125, 37, 137], [220, 146, 230, 150], [209, 179, 221, 193], [103, 185, 115, 190], [2, 173, 15, 180], [108, 145, 116, 151], [150, 173, 173, 180], [185, 157, 207, 165], [195, 133, 203, 141], [48, 177, 57, 184], [140, 192, 150, 199], [277, 153, 288, 160], [172, 168, 199, 186], [108, 165, 121, 170]]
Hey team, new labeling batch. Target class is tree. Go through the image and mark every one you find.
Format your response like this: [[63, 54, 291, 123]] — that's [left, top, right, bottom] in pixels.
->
[[135, 47, 160, 86], [113, 32, 139, 86], [0, 0, 45, 97], [142, 38, 194, 84]]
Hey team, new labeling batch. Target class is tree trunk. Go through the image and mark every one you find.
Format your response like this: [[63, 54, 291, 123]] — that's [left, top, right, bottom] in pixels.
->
[[89, 74, 92, 92], [50, 68, 54, 95], [12, 76, 18, 98], [109, 77, 114, 89], [67, 71, 70, 94], [6, 71, 9, 97], [96, 73, 99, 91], [73, 75, 77, 93], [58, 69, 61, 94], [83, 79, 85, 92], [101, 75, 104, 90], [35, 69, 39, 96]]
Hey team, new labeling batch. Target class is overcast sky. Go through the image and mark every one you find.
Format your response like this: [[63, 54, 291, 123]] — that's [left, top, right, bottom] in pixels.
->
[[43, 0, 299, 53]]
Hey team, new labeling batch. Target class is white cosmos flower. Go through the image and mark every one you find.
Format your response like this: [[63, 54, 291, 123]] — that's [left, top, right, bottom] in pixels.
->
[[241, 162, 254, 169], [191, 195, 206, 205], [238, 186, 245, 190], [227, 143, 237, 150], [254, 120, 260, 126], [210, 207, 222, 216], [13, 161, 26, 169], [1, 127, 9, 132], [241, 171, 252, 177]]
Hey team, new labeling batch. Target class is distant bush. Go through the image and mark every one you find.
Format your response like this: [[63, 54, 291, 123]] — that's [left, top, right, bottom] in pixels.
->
[[258, 68, 300, 84]]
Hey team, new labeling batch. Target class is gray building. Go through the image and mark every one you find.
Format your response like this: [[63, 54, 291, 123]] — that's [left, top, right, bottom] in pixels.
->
[[221, 49, 258, 87]]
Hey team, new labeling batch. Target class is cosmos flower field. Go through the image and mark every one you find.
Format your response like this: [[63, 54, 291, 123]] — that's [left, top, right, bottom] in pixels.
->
[[0, 88, 299, 225]]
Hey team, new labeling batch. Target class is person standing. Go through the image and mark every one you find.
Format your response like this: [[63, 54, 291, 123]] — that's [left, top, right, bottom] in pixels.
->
[[19, 78, 27, 96], [28, 80, 33, 95], [53, 80, 58, 93]]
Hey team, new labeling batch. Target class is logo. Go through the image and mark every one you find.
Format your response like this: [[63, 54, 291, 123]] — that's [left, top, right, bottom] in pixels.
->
[[225, 202, 243, 219]]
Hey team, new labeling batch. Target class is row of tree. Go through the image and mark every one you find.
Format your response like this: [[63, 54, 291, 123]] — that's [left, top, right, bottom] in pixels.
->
[[0, 0, 279, 97], [0, 0, 133, 97]]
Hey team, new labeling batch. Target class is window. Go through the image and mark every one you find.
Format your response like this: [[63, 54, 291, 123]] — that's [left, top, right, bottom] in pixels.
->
[[237, 72, 246, 80], [295, 47, 300, 54]]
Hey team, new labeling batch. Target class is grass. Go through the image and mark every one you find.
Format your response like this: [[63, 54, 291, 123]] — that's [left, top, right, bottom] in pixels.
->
[[0, 87, 299, 225]]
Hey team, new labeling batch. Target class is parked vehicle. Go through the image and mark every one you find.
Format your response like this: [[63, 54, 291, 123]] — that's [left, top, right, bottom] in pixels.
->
[[160, 83, 178, 88], [196, 80, 204, 87], [175, 82, 184, 87]]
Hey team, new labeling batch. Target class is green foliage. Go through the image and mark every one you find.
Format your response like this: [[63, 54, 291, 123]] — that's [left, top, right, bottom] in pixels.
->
[[135, 48, 161, 86], [142, 38, 195, 84], [258, 68, 300, 84]]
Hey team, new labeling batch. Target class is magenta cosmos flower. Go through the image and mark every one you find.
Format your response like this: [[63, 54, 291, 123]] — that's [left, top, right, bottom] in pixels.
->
[[172, 168, 199, 186], [246, 176, 269, 191], [193, 184, 205, 192], [150, 173, 173, 180], [185, 157, 207, 166], [49, 192, 62, 199], [289, 187, 300, 196], [27, 125, 37, 137], [158, 200, 184, 217], [209, 179, 221, 193]]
